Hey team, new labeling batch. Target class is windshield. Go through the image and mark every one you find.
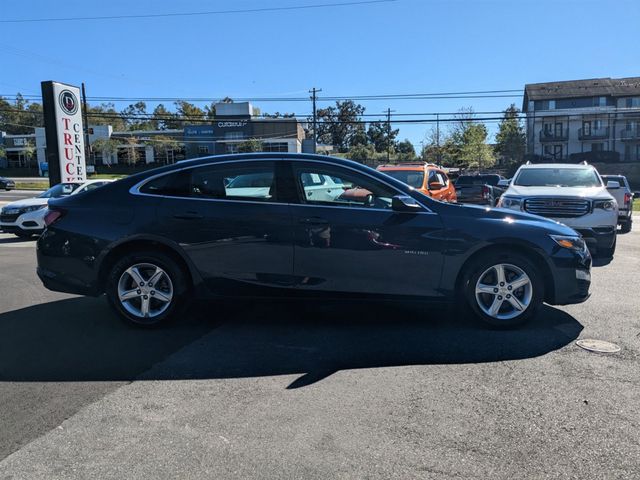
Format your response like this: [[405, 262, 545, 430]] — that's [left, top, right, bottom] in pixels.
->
[[381, 170, 424, 188], [37, 183, 80, 198], [514, 168, 602, 188]]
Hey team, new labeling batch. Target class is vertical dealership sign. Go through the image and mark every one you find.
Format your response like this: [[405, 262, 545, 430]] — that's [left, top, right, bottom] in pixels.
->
[[41, 81, 87, 186]]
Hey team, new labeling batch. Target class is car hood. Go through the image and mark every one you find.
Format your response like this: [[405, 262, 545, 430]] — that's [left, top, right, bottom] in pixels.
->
[[1, 197, 48, 210], [442, 202, 577, 236], [503, 185, 613, 200]]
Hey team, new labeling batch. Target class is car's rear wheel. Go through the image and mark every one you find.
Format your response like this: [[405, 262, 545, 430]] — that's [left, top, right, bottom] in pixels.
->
[[106, 251, 189, 327], [463, 252, 543, 328]]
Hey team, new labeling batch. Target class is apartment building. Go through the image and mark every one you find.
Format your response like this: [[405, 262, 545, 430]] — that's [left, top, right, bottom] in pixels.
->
[[523, 77, 640, 162]]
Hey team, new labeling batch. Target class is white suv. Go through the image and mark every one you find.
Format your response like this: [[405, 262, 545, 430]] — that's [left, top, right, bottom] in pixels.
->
[[497, 163, 618, 257]]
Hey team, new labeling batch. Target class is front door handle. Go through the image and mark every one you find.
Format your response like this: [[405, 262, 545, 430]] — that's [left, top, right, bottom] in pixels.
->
[[299, 217, 328, 225], [173, 212, 204, 220]]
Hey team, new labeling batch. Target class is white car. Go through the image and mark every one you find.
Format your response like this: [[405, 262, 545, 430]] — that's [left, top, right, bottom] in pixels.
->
[[0, 179, 113, 238], [497, 163, 618, 257]]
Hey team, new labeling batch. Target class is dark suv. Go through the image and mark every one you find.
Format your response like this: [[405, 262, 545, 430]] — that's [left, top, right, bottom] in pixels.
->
[[37, 154, 591, 328]]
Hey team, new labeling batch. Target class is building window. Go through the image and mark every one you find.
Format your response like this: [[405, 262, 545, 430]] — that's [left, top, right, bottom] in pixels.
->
[[226, 144, 239, 154], [262, 142, 289, 153], [197, 146, 209, 155], [224, 132, 244, 140], [625, 97, 640, 108], [597, 97, 607, 107]]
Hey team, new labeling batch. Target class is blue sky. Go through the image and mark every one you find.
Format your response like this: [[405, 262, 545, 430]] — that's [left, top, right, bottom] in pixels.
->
[[1, 0, 639, 147]]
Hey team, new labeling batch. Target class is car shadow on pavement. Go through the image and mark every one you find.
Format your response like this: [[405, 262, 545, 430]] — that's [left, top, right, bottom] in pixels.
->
[[0, 296, 583, 388]]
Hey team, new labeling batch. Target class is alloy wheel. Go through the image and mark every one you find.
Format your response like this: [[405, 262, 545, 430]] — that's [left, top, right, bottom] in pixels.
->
[[474, 263, 532, 320], [117, 263, 174, 319]]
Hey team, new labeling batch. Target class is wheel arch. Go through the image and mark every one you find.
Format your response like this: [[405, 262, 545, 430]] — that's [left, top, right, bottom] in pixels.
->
[[454, 242, 556, 304], [97, 235, 200, 293]]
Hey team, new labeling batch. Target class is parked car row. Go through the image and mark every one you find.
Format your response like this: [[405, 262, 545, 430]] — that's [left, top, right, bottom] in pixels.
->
[[372, 162, 636, 258]]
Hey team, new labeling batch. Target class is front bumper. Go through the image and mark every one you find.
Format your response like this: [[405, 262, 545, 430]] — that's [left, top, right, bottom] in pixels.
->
[[548, 248, 592, 305], [0, 209, 47, 234], [572, 226, 616, 252]]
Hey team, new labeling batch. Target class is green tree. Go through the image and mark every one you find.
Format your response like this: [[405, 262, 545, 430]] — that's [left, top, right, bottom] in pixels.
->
[[0, 144, 6, 160], [237, 138, 264, 153], [124, 136, 140, 165], [458, 123, 496, 170], [395, 139, 416, 161], [174, 101, 205, 127], [152, 135, 180, 164], [151, 104, 179, 130], [495, 104, 526, 167], [346, 143, 376, 161], [0, 94, 44, 134], [91, 137, 120, 165], [120, 101, 153, 131], [314, 100, 366, 152], [22, 139, 36, 168], [367, 121, 399, 154], [86, 102, 127, 131]]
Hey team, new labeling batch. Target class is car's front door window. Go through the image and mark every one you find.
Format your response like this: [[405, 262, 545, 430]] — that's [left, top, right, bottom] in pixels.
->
[[293, 164, 397, 210]]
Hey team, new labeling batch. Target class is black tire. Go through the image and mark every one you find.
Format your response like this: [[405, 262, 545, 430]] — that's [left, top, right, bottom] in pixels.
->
[[620, 218, 632, 234], [461, 251, 544, 328], [597, 234, 617, 258], [105, 250, 190, 327]]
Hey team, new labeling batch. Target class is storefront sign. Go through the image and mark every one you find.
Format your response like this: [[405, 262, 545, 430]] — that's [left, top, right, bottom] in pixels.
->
[[41, 81, 87, 186]]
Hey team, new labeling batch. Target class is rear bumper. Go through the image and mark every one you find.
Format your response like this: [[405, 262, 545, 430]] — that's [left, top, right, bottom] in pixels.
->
[[37, 265, 99, 296]]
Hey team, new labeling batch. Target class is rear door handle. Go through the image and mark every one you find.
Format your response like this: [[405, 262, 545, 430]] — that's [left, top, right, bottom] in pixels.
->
[[173, 212, 204, 220], [299, 217, 328, 225]]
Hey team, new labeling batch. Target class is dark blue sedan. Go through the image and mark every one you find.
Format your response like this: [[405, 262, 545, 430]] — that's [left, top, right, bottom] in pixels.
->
[[37, 154, 591, 328]]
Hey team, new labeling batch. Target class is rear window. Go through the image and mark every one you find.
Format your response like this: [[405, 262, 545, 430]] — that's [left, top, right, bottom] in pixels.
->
[[455, 176, 485, 186], [514, 168, 602, 188], [380, 170, 425, 188]]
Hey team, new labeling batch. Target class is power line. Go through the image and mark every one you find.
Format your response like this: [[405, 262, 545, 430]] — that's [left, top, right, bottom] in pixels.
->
[[0, 0, 396, 24]]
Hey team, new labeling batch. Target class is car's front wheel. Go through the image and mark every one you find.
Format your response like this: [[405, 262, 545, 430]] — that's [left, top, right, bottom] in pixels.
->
[[463, 252, 543, 328], [106, 251, 189, 327]]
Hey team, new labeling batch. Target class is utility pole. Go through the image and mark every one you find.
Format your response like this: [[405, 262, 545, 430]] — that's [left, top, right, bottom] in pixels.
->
[[436, 113, 441, 165], [81, 83, 91, 167], [386, 108, 395, 162], [309, 87, 322, 153]]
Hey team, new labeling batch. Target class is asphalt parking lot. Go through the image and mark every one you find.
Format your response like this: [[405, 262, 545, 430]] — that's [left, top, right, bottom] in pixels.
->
[[0, 223, 638, 479]]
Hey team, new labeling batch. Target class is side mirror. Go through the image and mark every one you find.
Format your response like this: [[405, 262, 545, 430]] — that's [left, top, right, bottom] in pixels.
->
[[606, 180, 620, 189], [497, 179, 510, 187], [428, 181, 444, 191], [392, 195, 422, 212]]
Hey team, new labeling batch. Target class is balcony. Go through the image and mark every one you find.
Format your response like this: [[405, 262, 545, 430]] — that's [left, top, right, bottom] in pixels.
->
[[539, 130, 568, 142], [620, 128, 640, 141], [578, 127, 609, 140]]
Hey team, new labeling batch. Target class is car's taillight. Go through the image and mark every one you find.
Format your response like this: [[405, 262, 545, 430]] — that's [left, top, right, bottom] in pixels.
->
[[482, 185, 490, 199], [624, 192, 632, 205], [44, 208, 64, 227]]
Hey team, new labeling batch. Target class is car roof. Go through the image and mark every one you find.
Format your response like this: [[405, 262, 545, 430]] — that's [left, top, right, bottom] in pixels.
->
[[377, 163, 439, 171]]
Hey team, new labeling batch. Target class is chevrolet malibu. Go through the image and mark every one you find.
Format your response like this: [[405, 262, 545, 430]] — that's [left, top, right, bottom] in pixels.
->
[[37, 153, 592, 328]]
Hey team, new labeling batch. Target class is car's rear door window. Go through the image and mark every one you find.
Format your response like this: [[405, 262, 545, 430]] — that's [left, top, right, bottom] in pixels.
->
[[292, 163, 397, 210], [191, 162, 276, 202]]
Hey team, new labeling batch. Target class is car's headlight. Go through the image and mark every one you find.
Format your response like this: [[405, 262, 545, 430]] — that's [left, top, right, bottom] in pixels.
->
[[593, 200, 616, 211], [20, 205, 47, 214], [498, 196, 522, 209], [550, 235, 586, 252]]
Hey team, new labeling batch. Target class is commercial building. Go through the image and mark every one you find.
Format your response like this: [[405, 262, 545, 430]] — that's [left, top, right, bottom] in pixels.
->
[[523, 77, 640, 162], [0, 101, 305, 172]]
